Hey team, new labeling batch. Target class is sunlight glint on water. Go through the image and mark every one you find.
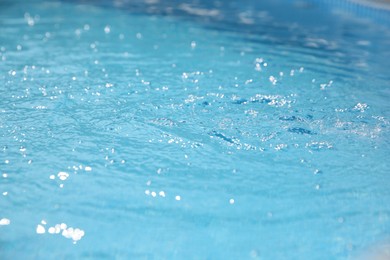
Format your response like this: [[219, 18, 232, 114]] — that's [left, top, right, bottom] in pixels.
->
[[0, 0, 389, 259]]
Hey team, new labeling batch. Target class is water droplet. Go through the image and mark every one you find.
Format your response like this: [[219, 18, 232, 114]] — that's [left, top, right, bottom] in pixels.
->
[[269, 76, 277, 85], [48, 227, 55, 234], [36, 224, 45, 234], [57, 171, 69, 181], [314, 169, 322, 175], [0, 218, 11, 225], [191, 41, 196, 49]]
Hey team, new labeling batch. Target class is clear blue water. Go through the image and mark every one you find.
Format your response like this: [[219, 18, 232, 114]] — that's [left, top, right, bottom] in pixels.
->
[[1, 0, 390, 259]]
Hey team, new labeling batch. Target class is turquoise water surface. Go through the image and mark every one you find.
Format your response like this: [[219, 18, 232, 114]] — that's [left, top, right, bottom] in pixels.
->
[[1, 0, 390, 259]]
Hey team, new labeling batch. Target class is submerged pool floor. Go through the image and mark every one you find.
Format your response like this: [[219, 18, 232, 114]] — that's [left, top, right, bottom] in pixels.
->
[[1, 0, 390, 259]]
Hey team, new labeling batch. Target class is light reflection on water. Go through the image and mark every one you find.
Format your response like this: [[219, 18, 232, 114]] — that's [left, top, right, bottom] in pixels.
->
[[0, 0, 389, 259]]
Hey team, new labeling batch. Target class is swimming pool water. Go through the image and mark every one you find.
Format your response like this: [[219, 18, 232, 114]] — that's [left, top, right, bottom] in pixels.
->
[[1, 0, 390, 259]]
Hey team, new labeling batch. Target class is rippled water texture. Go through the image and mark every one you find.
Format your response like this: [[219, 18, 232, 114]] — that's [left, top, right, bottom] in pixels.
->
[[1, 0, 390, 259]]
